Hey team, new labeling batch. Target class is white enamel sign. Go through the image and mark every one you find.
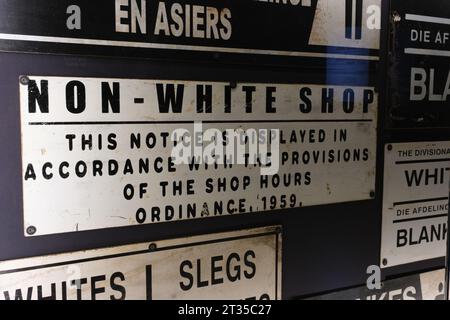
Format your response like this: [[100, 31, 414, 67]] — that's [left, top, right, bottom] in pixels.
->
[[309, 268, 446, 300], [20, 76, 377, 236], [0, 226, 281, 300], [381, 141, 450, 268]]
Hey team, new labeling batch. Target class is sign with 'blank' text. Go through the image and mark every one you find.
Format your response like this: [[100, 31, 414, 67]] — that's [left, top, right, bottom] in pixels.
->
[[381, 141, 450, 268]]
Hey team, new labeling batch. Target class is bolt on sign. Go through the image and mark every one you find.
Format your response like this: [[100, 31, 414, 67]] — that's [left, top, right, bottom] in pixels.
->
[[389, 0, 450, 128], [309, 268, 446, 300], [0, 226, 281, 300], [380, 142, 450, 268], [20, 76, 377, 236], [0, 0, 380, 61]]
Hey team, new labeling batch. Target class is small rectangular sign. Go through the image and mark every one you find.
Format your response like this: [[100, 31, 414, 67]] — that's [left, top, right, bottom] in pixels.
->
[[0, 226, 281, 300], [309, 269, 445, 300], [0, 0, 380, 61], [380, 141, 450, 268], [20, 76, 377, 236], [389, 0, 450, 128]]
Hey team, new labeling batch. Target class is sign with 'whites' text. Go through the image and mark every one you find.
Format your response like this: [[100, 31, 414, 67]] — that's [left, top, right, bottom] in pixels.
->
[[0, 226, 281, 300], [381, 141, 450, 268]]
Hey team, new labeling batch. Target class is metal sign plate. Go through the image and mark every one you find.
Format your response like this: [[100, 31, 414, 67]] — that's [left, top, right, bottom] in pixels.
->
[[0, 0, 380, 61], [20, 76, 377, 236], [380, 141, 450, 268], [0, 226, 281, 300], [309, 268, 445, 300], [389, 0, 450, 128]]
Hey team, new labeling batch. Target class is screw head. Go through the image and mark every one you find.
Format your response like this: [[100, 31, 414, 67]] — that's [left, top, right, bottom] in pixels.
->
[[148, 243, 157, 251], [387, 144, 393, 151], [382, 258, 388, 266], [26, 226, 36, 235], [370, 191, 376, 198], [19, 76, 29, 85]]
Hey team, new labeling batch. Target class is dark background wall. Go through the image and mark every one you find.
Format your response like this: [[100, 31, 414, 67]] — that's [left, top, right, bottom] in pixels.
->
[[0, 0, 446, 299]]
